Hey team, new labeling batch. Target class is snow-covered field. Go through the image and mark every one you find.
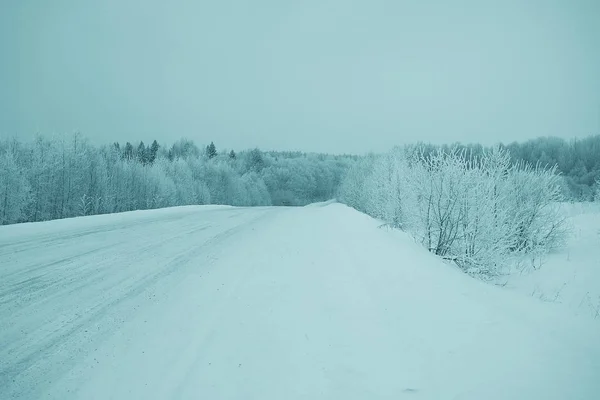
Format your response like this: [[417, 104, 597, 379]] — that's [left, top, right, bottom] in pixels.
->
[[1, 203, 599, 399], [503, 202, 600, 320]]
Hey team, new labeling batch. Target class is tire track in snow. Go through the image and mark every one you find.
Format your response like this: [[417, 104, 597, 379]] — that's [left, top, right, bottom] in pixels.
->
[[0, 207, 274, 400]]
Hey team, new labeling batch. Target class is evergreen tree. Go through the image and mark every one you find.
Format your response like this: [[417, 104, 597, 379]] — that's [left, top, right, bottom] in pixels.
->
[[149, 140, 160, 164], [206, 142, 217, 159], [123, 142, 134, 161], [137, 141, 148, 165]]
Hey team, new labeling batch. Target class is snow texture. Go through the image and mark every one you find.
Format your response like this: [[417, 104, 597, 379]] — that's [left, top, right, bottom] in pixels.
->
[[503, 202, 600, 320], [1, 203, 599, 399]]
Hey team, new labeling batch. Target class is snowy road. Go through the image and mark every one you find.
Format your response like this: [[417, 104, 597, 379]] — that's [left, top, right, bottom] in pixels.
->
[[1, 204, 599, 399]]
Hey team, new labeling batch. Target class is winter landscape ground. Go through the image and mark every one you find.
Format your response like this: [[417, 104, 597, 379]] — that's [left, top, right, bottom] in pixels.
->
[[502, 202, 600, 320], [1, 201, 599, 399]]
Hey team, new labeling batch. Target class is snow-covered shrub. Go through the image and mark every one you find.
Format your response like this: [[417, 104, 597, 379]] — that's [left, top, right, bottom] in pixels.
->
[[505, 162, 566, 253], [338, 145, 567, 277]]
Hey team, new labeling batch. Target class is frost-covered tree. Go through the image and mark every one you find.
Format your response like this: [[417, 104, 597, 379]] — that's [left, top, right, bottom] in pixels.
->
[[505, 162, 566, 253], [0, 146, 31, 225], [362, 150, 408, 227], [24, 135, 59, 221], [246, 148, 265, 172], [238, 172, 271, 206], [337, 155, 376, 213], [500, 135, 600, 200], [171, 139, 201, 160]]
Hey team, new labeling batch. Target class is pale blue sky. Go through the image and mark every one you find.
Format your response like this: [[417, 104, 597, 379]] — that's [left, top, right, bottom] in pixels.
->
[[1, 0, 599, 153]]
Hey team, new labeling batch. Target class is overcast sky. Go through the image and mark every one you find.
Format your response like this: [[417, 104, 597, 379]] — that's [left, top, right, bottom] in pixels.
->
[[1, 0, 599, 154]]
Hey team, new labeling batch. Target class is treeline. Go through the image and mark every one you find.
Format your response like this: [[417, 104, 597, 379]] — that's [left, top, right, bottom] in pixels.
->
[[505, 136, 600, 201], [1, 133, 598, 229], [0, 134, 354, 225], [413, 135, 600, 200]]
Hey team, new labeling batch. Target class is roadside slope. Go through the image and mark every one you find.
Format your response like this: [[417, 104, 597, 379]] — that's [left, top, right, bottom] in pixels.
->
[[1, 204, 599, 399]]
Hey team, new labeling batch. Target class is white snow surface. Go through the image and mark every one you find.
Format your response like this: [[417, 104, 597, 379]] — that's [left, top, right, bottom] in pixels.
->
[[1, 203, 599, 399], [503, 202, 600, 319]]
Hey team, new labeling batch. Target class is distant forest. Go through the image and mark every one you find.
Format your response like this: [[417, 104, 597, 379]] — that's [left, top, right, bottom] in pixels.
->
[[0, 133, 598, 226], [0, 134, 355, 225], [416, 135, 600, 201], [505, 136, 600, 201]]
